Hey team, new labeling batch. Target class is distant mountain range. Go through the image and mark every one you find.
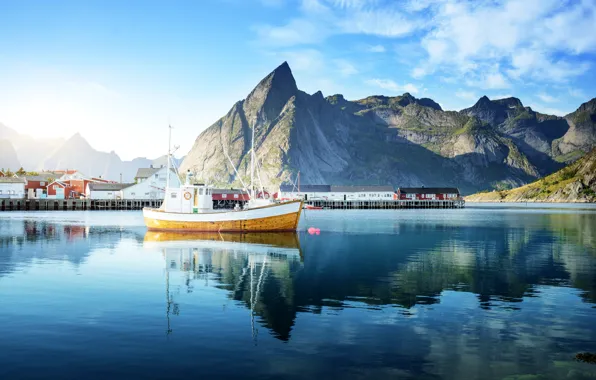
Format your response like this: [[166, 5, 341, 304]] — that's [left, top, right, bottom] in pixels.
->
[[179, 62, 596, 194], [0, 124, 184, 181], [3, 62, 594, 191]]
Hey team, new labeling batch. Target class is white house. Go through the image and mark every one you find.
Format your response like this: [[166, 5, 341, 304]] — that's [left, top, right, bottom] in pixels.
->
[[122, 167, 181, 200], [0, 177, 26, 199], [277, 185, 396, 201], [86, 183, 133, 200]]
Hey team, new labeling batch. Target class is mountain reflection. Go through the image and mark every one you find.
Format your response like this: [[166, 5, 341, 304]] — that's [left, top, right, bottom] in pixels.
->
[[143, 213, 596, 342], [1, 213, 595, 344]]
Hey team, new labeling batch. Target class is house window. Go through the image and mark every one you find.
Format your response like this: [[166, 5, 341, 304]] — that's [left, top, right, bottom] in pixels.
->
[[107, 192, 113, 196], [171, 192, 177, 198], [40, 182, 45, 186], [234, 194, 239, 198], [131, 192, 135, 196], [222, 194, 227, 199], [154, 174, 158, 179], [145, 192, 150, 196]]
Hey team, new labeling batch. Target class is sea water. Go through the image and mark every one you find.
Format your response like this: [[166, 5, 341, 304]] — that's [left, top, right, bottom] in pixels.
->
[[1, 205, 595, 379]]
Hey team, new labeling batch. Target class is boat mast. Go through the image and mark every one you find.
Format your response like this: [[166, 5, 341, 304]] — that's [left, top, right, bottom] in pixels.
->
[[166, 125, 172, 190], [250, 122, 255, 198]]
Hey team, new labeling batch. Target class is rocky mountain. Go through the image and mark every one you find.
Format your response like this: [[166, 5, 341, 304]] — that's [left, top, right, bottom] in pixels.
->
[[461, 96, 570, 173], [0, 123, 65, 170], [41, 133, 153, 181], [0, 123, 181, 181], [466, 148, 596, 202], [0, 139, 20, 170], [181, 62, 595, 194], [553, 98, 596, 162]]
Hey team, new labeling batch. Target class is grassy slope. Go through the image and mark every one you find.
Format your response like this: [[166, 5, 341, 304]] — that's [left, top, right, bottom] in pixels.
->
[[466, 148, 596, 202]]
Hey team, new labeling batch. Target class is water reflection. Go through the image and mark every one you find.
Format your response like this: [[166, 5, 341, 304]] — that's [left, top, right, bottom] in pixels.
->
[[144, 232, 303, 341], [1, 211, 596, 379]]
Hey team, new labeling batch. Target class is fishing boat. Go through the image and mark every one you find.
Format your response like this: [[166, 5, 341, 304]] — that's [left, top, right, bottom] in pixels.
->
[[143, 126, 303, 232]]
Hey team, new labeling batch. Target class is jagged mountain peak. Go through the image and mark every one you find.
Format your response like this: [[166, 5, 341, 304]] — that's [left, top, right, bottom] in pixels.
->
[[243, 61, 299, 125], [64, 132, 92, 148]]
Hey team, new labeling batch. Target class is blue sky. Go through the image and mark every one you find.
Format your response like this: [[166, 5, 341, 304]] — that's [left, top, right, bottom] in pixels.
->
[[0, 0, 595, 159]]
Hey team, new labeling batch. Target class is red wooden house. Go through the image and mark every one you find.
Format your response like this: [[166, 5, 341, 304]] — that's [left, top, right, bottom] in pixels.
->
[[47, 181, 75, 198], [24, 173, 54, 191]]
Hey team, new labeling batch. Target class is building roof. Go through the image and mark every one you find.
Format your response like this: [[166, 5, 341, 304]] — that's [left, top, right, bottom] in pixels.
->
[[88, 183, 133, 191], [134, 167, 176, 180], [212, 188, 249, 194], [48, 180, 68, 187], [330, 185, 395, 192], [134, 168, 161, 179], [398, 187, 460, 194], [279, 184, 331, 192], [0, 177, 27, 184], [23, 173, 55, 182]]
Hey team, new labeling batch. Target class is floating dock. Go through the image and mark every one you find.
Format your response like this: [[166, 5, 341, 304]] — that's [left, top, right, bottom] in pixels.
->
[[0, 198, 464, 212], [0, 199, 163, 211], [305, 199, 465, 209]]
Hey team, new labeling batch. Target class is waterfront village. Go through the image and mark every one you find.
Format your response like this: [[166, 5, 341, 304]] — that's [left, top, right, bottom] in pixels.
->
[[0, 166, 464, 210]]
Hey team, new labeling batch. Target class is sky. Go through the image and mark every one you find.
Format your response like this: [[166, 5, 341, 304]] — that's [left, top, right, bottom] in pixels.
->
[[1, 0, 595, 160]]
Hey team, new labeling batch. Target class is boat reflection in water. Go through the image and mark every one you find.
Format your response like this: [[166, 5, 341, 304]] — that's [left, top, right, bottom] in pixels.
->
[[143, 231, 303, 341]]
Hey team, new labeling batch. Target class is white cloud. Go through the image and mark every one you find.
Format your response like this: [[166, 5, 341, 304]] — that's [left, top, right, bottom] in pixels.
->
[[455, 90, 477, 101], [367, 44, 385, 53], [537, 93, 557, 103], [412, 0, 596, 85], [365, 78, 419, 94], [568, 88, 587, 99], [334, 59, 358, 76], [338, 9, 417, 37], [465, 67, 510, 90], [254, 0, 421, 47], [411, 66, 429, 79], [253, 19, 327, 46]]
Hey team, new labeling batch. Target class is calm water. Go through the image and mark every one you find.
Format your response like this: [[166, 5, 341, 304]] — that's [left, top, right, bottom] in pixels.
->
[[1, 206, 596, 380]]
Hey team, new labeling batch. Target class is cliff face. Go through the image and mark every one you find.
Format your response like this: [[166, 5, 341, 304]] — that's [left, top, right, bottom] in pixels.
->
[[466, 148, 596, 202], [180, 62, 596, 194], [553, 98, 596, 162]]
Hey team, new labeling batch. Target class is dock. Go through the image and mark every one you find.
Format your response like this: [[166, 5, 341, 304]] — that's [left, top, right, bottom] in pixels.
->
[[305, 199, 465, 209], [0, 198, 464, 212], [0, 199, 163, 211]]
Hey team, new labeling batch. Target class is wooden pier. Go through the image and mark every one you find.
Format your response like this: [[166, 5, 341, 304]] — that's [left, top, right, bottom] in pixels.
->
[[0, 199, 163, 211], [0, 198, 464, 212], [305, 199, 465, 209]]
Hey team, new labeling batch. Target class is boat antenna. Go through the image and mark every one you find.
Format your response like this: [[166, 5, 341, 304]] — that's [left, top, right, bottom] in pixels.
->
[[250, 122, 256, 199], [166, 125, 172, 190], [254, 152, 266, 198]]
